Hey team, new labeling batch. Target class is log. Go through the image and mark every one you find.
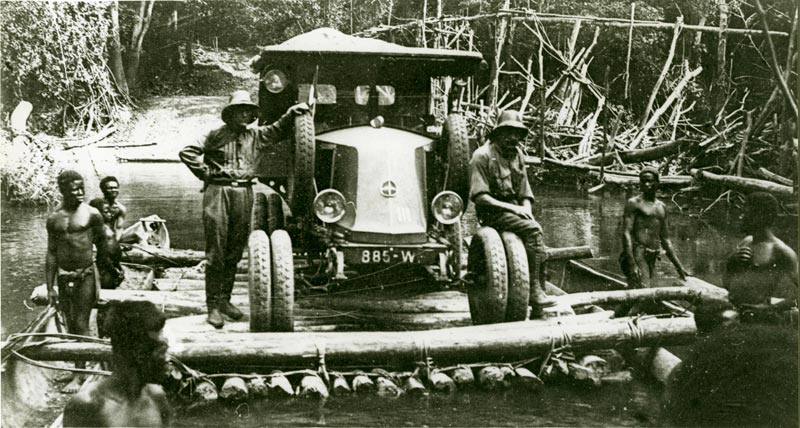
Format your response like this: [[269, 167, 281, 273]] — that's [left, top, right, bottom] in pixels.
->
[[331, 373, 352, 395], [451, 366, 475, 388], [247, 375, 269, 399], [587, 139, 692, 166], [588, 171, 693, 186], [352, 372, 375, 394], [429, 370, 456, 394], [122, 246, 205, 267], [756, 167, 793, 186], [544, 245, 593, 261], [301, 291, 468, 313], [296, 374, 329, 399], [555, 286, 725, 308], [404, 375, 428, 396], [153, 278, 248, 292], [193, 379, 218, 404], [219, 377, 248, 402], [375, 376, 402, 398], [689, 169, 794, 199], [268, 371, 294, 397], [513, 367, 543, 390], [477, 366, 506, 390]]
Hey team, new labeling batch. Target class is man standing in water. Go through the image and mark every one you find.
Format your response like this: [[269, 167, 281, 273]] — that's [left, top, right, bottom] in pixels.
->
[[620, 167, 688, 288], [63, 300, 172, 427], [469, 110, 557, 314], [724, 192, 798, 322], [46, 170, 107, 393], [89, 198, 125, 289], [179, 90, 308, 328], [100, 176, 126, 239]]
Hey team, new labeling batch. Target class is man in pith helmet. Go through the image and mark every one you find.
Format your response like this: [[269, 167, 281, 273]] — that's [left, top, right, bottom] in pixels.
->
[[469, 110, 557, 317], [179, 90, 308, 328]]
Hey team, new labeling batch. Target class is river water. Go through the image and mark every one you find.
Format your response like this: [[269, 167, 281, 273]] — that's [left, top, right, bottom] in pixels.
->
[[2, 159, 797, 426]]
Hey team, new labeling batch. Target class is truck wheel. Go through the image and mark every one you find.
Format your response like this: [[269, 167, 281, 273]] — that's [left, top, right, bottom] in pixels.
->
[[443, 220, 464, 282], [270, 230, 295, 332], [442, 114, 470, 208], [466, 227, 508, 325], [501, 232, 530, 322], [288, 113, 315, 218], [251, 192, 285, 234], [248, 230, 271, 332]]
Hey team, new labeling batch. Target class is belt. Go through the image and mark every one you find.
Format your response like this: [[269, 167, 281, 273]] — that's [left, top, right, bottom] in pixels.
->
[[208, 178, 256, 187]]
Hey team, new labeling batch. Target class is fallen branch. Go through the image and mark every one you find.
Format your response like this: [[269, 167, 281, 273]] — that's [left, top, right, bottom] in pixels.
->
[[690, 168, 794, 199], [756, 167, 794, 186], [588, 139, 693, 166]]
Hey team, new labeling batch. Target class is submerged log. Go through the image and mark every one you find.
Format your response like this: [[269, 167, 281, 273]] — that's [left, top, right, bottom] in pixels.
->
[[352, 371, 375, 394], [477, 366, 506, 390], [122, 246, 205, 267], [375, 376, 402, 398], [404, 375, 428, 396], [556, 286, 724, 308], [247, 375, 269, 399], [331, 373, 352, 395], [193, 379, 218, 404], [451, 366, 475, 388], [268, 371, 294, 397], [20, 316, 697, 368], [690, 169, 794, 199], [297, 374, 329, 399], [429, 370, 456, 394]]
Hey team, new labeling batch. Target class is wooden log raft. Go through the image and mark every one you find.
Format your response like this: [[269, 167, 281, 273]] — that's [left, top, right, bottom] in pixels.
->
[[556, 285, 726, 308], [18, 315, 696, 368], [690, 169, 794, 199]]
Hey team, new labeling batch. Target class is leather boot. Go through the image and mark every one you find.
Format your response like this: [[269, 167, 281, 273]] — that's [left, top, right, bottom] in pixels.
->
[[207, 308, 224, 329], [219, 300, 243, 321], [530, 256, 557, 308]]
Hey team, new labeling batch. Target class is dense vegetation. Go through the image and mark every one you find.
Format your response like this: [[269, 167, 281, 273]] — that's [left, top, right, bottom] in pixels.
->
[[0, 0, 796, 205]]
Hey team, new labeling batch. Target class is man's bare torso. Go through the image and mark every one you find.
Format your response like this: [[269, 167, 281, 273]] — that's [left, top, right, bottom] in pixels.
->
[[629, 196, 666, 250], [47, 204, 98, 271]]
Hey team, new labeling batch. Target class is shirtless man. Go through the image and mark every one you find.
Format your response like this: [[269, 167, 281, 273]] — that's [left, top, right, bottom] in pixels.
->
[[620, 167, 688, 288], [724, 192, 798, 321], [100, 176, 126, 239], [89, 198, 125, 289], [46, 170, 107, 392], [63, 300, 171, 427]]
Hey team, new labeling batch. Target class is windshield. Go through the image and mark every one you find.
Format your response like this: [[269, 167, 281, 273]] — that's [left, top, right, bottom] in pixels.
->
[[298, 83, 430, 133]]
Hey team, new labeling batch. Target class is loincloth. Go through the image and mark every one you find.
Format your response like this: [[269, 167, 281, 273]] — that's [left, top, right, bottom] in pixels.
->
[[57, 263, 99, 299], [619, 246, 660, 285]]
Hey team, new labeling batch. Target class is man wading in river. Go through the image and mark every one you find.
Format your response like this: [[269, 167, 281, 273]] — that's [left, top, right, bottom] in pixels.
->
[[724, 192, 798, 324], [99, 176, 126, 240], [469, 110, 556, 315], [63, 301, 171, 427], [179, 90, 308, 328], [46, 170, 107, 393], [620, 167, 688, 289], [89, 198, 125, 290]]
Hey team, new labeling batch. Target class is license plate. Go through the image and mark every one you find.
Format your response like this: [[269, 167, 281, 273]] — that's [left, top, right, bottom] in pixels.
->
[[343, 248, 437, 265]]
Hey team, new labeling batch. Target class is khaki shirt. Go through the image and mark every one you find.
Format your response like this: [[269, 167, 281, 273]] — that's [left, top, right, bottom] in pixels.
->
[[179, 113, 292, 182], [469, 142, 535, 217]]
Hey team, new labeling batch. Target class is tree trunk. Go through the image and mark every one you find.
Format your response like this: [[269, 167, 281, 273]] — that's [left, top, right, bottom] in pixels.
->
[[557, 286, 725, 308], [125, 0, 156, 92], [487, 0, 511, 108], [711, 0, 729, 117], [690, 169, 795, 198], [109, 0, 128, 96], [20, 316, 697, 368]]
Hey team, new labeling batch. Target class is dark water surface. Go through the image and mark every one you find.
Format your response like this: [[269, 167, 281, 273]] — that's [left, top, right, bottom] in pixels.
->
[[2, 161, 797, 426]]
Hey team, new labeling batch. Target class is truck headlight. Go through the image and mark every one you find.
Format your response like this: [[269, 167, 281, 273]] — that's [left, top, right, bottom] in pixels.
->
[[431, 191, 463, 225], [263, 69, 288, 93], [313, 189, 346, 223]]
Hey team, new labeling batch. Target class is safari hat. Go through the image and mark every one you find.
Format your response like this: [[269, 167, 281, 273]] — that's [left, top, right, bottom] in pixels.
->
[[222, 90, 259, 123], [488, 110, 528, 140]]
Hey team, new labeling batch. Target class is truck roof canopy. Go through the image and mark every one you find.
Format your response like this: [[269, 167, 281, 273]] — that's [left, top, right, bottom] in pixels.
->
[[254, 28, 483, 78]]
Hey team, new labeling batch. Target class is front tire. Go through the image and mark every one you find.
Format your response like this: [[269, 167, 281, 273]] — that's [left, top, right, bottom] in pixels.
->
[[443, 220, 464, 283], [466, 227, 508, 325], [288, 113, 315, 218], [248, 230, 271, 332], [270, 230, 295, 332], [442, 114, 471, 207]]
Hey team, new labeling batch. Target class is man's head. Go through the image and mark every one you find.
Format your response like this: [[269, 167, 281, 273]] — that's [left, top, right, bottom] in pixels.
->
[[99, 176, 120, 201], [740, 191, 778, 233], [222, 90, 259, 131], [103, 301, 168, 383], [57, 170, 85, 206], [488, 110, 528, 158], [89, 198, 113, 224], [638, 166, 660, 195]]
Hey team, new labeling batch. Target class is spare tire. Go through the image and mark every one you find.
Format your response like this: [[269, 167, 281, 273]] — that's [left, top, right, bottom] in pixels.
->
[[287, 113, 315, 218], [248, 230, 271, 332], [500, 232, 530, 322], [441, 114, 471, 209]]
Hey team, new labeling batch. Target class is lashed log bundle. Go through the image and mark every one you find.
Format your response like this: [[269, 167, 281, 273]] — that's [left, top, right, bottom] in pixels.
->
[[690, 169, 794, 198], [18, 316, 696, 367]]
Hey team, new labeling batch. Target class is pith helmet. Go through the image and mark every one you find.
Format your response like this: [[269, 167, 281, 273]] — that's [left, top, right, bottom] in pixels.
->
[[222, 90, 259, 123], [488, 110, 528, 140]]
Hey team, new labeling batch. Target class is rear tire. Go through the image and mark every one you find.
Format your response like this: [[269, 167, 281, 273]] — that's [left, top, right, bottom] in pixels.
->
[[442, 114, 471, 208], [466, 227, 508, 325], [501, 232, 530, 322], [288, 113, 315, 218], [248, 230, 272, 332], [270, 230, 295, 332]]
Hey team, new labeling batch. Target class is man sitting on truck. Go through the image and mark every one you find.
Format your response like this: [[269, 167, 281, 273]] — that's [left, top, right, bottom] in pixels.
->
[[469, 110, 556, 315]]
